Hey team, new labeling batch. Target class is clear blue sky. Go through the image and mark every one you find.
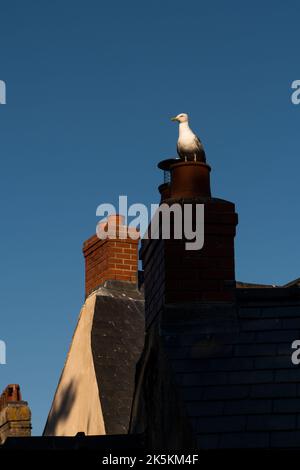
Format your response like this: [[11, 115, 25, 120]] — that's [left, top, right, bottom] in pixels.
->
[[0, 0, 299, 435]]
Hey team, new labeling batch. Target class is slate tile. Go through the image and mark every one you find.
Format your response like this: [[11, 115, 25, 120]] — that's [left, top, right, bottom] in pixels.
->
[[273, 399, 300, 413], [282, 318, 300, 329], [241, 319, 281, 332], [180, 387, 203, 401], [202, 385, 250, 401], [270, 431, 300, 448], [177, 372, 228, 387], [250, 383, 297, 398], [195, 415, 246, 433], [186, 401, 224, 417], [220, 432, 269, 449], [255, 356, 293, 370], [275, 369, 300, 383], [261, 306, 300, 318], [247, 414, 296, 432], [234, 343, 277, 357], [228, 370, 273, 385], [238, 308, 261, 319], [223, 399, 272, 415], [197, 434, 220, 449], [256, 330, 297, 343]]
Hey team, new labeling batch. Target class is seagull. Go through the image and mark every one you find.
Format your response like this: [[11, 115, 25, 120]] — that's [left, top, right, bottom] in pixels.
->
[[171, 113, 206, 162]]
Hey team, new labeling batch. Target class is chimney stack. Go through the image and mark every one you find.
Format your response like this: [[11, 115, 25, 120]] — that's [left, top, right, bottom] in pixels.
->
[[83, 214, 139, 297], [141, 158, 238, 328], [0, 384, 31, 443]]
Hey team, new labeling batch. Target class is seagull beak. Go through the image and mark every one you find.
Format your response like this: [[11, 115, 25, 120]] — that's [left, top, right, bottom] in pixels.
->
[[171, 116, 178, 122]]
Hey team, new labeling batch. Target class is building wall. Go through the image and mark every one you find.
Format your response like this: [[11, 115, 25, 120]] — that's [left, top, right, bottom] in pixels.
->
[[44, 293, 105, 436]]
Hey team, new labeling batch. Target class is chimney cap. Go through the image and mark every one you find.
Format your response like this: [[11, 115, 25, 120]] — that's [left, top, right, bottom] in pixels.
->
[[0, 384, 23, 411], [157, 158, 212, 200], [157, 158, 179, 171]]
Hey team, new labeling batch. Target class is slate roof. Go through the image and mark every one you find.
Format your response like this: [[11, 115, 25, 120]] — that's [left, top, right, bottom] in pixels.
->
[[43, 279, 144, 437], [161, 286, 300, 449], [91, 280, 145, 434]]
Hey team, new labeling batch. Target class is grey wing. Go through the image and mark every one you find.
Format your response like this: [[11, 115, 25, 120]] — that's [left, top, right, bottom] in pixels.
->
[[194, 135, 204, 151], [194, 135, 206, 161]]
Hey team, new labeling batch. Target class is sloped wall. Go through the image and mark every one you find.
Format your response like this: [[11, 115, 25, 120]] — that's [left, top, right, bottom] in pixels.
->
[[44, 294, 105, 436]]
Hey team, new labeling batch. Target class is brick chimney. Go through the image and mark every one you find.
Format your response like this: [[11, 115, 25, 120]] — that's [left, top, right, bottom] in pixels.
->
[[0, 384, 31, 443], [83, 214, 139, 297], [141, 158, 238, 328]]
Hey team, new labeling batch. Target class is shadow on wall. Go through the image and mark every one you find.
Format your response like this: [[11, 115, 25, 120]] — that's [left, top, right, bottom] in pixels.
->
[[43, 380, 76, 436]]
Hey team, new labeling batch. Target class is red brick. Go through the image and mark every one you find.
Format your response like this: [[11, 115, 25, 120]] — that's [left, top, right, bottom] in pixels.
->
[[141, 197, 238, 317], [83, 216, 139, 297]]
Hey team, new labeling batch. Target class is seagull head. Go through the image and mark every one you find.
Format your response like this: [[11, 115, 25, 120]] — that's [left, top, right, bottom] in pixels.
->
[[171, 113, 189, 123]]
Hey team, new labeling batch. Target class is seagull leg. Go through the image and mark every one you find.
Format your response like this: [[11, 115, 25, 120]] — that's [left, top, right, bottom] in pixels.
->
[[185, 155, 187, 162], [194, 154, 196, 162]]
